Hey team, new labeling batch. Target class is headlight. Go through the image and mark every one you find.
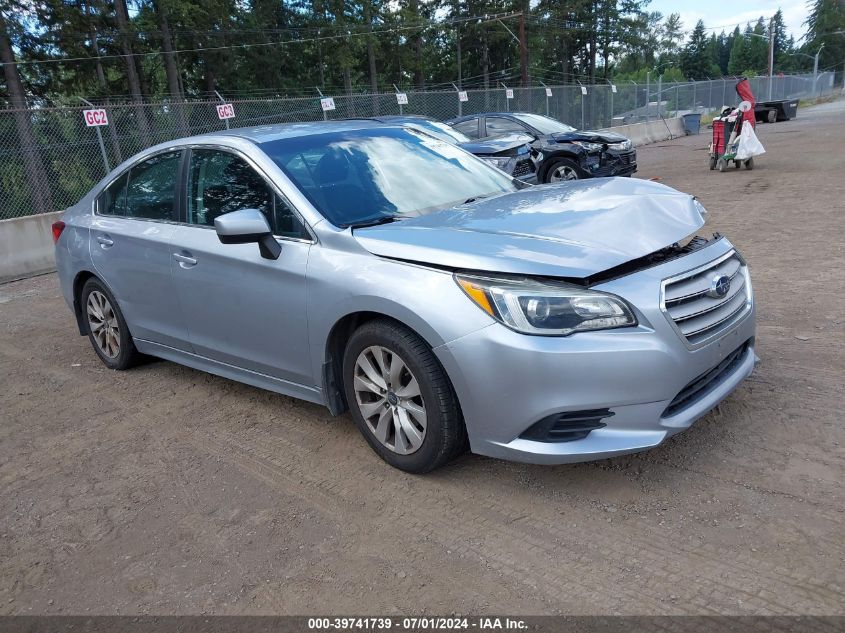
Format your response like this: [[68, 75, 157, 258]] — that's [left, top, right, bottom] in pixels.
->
[[482, 156, 511, 170], [455, 273, 636, 336], [693, 197, 708, 221], [608, 140, 632, 151], [572, 141, 603, 152], [534, 151, 544, 161]]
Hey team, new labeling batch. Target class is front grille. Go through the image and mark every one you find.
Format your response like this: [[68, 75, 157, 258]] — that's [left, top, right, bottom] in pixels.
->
[[512, 159, 536, 177], [663, 341, 750, 417], [519, 409, 614, 443], [662, 252, 751, 346], [617, 153, 633, 164]]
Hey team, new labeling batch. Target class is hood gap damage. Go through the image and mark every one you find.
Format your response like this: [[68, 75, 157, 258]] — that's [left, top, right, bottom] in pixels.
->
[[374, 234, 721, 288]]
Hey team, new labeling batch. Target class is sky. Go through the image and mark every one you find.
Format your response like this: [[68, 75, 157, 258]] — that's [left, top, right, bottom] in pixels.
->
[[646, 0, 810, 43]]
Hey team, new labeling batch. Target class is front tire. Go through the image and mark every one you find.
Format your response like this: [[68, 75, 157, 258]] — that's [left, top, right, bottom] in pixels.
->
[[343, 319, 466, 473], [80, 277, 141, 370], [544, 158, 582, 183]]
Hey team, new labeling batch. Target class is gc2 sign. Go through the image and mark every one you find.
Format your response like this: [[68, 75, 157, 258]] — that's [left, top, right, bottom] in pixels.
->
[[320, 97, 336, 112], [83, 109, 109, 127], [396, 93, 408, 105], [458, 91, 468, 102], [216, 103, 235, 120]]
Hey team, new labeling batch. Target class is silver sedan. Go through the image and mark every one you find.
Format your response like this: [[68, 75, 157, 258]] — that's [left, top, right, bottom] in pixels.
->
[[53, 121, 756, 472]]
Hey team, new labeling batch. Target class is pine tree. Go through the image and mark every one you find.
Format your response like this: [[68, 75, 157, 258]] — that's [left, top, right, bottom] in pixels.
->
[[728, 25, 750, 75], [804, 0, 845, 73], [680, 20, 711, 79]]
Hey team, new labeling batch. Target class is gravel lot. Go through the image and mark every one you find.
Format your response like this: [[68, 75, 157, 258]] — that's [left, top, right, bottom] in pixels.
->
[[1, 100, 843, 616]]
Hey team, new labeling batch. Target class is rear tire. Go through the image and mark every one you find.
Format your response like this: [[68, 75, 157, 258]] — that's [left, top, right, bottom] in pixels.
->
[[709, 156, 716, 170], [343, 319, 466, 473], [717, 158, 727, 172], [745, 157, 754, 170], [80, 277, 141, 370]]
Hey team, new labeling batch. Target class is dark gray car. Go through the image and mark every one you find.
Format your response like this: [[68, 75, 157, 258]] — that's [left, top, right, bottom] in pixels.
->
[[448, 111, 637, 182]]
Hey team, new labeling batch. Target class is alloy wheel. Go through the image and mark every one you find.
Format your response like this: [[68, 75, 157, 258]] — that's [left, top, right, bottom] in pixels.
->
[[86, 290, 120, 359], [353, 345, 427, 455], [550, 165, 579, 181]]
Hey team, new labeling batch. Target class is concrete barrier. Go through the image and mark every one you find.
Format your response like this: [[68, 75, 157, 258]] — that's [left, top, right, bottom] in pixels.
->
[[600, 116, 687, 146], [0, 210, 63, 282]]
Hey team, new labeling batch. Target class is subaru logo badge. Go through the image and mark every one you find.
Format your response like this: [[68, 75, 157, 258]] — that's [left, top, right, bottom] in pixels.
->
[[708, 274, 731, 298]]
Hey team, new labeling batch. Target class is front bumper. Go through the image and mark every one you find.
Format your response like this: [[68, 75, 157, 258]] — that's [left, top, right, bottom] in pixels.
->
[[433, 239, 756, 464], [479, 155, 537, 184], [588, 149, 637, 177]]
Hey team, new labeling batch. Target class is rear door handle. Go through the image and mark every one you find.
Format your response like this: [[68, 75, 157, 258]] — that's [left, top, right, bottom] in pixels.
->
[[173, 252, 198, 268], [96, 235, 113, 248]]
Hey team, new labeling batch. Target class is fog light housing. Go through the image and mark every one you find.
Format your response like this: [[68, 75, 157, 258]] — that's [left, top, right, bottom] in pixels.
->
[[519, 409, 615, 443]]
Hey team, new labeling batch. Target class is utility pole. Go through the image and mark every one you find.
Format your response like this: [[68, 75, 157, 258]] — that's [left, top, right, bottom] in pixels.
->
[[767, 16, 775, 101], [518, 10, 528, 88]]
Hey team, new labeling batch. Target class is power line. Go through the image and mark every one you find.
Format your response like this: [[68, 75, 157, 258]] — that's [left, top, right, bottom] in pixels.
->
[[2, 12, 523, 68]]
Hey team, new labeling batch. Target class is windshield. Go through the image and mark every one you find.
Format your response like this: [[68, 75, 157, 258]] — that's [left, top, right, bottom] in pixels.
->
[[260, 127, 517, 227], [403, 119, 472, 144], [513, 113, 577, 134]]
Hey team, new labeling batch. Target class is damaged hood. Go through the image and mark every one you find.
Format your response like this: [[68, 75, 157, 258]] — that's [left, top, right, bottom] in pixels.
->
[[546, 129, 629, 144], [459, 133, 534, 156], [353, 178, 706, 279]]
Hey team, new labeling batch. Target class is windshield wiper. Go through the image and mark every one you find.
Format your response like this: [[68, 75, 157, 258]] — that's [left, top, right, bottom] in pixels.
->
[[347, 216, 401, 229], [463, 195, 489, 204]]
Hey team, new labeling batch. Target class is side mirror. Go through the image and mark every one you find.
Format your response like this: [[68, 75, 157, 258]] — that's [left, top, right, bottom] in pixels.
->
[[214, 208, 281, 260]]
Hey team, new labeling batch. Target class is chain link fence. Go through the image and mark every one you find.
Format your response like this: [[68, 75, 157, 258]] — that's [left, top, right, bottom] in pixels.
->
[[0, 72, 836, 221]]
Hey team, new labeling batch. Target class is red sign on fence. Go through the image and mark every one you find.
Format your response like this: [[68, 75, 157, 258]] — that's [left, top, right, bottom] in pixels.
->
[[216, 103, 235, 120], [83, 109, 109, 127]]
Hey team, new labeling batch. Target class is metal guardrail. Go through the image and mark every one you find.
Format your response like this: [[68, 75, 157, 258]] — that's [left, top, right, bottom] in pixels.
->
[[0, 73, 835, 220]]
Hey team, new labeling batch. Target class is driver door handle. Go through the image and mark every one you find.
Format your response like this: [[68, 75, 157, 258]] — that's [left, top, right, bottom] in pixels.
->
[[173, 252, 197, 268], [96, 235, 113, 247]]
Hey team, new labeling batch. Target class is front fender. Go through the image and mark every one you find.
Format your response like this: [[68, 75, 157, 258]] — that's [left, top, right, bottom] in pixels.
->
[[305, 246, 496, 398]]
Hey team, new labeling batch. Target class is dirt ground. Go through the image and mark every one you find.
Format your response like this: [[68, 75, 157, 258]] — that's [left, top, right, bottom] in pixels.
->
[[1, 100, 843, 617]]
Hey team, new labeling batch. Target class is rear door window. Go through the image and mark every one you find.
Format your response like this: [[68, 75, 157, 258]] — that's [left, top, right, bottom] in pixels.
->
[[123, 151, 182, 221]]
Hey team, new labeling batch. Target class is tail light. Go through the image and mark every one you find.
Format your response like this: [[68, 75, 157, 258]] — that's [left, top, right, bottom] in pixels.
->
[[51, 220, 66, 244]]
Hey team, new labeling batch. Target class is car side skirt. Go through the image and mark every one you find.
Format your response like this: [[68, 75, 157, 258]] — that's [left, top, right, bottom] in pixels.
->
[[134, 338, 325, 407]]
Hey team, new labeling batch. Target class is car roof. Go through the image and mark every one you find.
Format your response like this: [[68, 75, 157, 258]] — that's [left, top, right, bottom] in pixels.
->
[[452, 112, 532, 120], [194, 119, 391, 144], [369, 115, 432, 122]]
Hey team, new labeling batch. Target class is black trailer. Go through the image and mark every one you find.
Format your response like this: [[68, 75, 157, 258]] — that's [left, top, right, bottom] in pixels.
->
[[755, 99, 799, 123]]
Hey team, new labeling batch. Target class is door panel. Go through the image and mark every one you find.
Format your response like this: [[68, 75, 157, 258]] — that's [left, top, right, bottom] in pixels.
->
[[90, 150, 190, 349], [170, 226, 313, 386], [170, 147, 313, 387], [90, 217, 189, 349]]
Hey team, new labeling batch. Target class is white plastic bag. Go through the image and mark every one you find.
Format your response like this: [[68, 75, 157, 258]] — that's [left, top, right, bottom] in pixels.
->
[[735, 123, 765, 161]]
